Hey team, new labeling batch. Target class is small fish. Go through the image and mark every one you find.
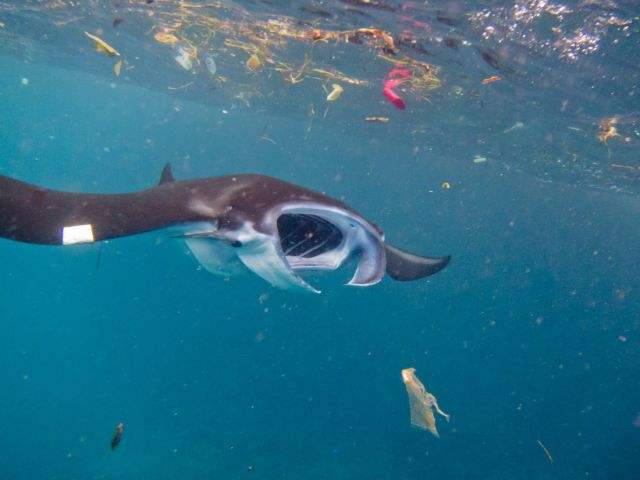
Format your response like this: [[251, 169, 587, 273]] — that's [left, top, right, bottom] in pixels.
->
[[110, 422, 124, 451], [112, 17, 123, 28]]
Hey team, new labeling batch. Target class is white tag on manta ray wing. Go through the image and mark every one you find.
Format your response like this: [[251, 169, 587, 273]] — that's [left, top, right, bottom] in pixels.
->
[[62, 224, 95, 245]]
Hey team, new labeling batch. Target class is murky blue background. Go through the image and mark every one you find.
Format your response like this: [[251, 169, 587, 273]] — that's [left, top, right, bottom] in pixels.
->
[[1, 28, 639, 480]]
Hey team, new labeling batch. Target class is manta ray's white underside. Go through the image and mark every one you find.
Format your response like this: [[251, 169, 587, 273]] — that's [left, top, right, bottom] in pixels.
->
[[181, 203, 386, 294]]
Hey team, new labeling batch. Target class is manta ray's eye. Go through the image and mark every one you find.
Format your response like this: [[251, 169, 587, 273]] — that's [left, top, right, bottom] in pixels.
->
[[277, 214, 343, 258]]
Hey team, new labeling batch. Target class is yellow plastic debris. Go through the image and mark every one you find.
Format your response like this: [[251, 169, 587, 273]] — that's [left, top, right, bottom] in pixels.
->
[[154, 31, 178, 46], [113, 59, 123, 77], [598, 116, 620, 143], [246, 53, 262, 71], [84, 31, 120, 57], [401, 368, 449, 437], [326, 83, 344, 102]]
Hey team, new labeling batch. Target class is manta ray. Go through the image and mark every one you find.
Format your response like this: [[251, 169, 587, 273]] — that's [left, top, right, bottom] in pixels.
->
[[0, 165, 450, 293]]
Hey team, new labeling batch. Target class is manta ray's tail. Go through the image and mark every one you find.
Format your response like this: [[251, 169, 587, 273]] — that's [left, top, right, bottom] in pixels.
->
[[0, 171, 187, 246], [0, 173, 75, 245]]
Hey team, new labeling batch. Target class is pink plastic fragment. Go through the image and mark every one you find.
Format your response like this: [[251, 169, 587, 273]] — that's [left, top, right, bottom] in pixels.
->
[[383, 87, 405, 110], [387, 67, 412, 80], [382, 66, 412, 110]]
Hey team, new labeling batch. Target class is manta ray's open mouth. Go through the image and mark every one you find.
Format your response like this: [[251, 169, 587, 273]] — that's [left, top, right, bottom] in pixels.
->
[[271, 208, 386, 291], [277, 213, 344, 259]]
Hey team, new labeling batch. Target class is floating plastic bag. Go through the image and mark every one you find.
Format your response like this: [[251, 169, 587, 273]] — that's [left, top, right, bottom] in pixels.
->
[[205, 56, 217, 76], [174, 45, 193, 71], [401, 368, 449, 437]]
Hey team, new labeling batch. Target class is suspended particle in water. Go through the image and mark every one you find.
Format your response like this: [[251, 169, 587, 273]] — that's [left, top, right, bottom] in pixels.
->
[[113, 59, 123, 77], [364, 116, 389, 123], [481, 75, 502, 85], [205, 56, 217, 76]]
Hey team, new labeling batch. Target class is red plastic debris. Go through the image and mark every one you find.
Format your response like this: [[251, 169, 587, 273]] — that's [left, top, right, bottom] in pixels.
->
[[383, 66, 412, 110], [383, 87, 405, 109]]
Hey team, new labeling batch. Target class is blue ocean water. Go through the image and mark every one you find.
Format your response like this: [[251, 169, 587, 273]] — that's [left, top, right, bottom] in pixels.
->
[[1, 2, 639, 479]]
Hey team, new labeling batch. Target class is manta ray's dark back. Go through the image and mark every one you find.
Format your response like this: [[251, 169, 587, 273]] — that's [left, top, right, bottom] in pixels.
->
[[0, 165, 450, 289]]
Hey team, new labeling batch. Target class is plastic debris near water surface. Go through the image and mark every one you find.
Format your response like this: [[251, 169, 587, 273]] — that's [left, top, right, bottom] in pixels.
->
[[383, 65, 412, 109], [7, 1, 448, 120], [365, 116, 389, 123], [2, 1, 638, 198], [401, 368, 450, 437], [204, 56, 217, 76], [326, 83, 344, 102], [246, 53, 262, 71], [84, 31, 120, 57], [481, 75, 502, 85], [174, 45, 194, 71], [113, 59, 123, 77]]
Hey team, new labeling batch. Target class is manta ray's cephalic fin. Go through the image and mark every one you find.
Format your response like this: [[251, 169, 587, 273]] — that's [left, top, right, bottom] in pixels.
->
[[384, 244, 450, 281]]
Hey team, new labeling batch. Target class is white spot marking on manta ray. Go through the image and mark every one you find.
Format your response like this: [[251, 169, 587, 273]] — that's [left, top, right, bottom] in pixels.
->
[[62, 224, 94, 245]]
